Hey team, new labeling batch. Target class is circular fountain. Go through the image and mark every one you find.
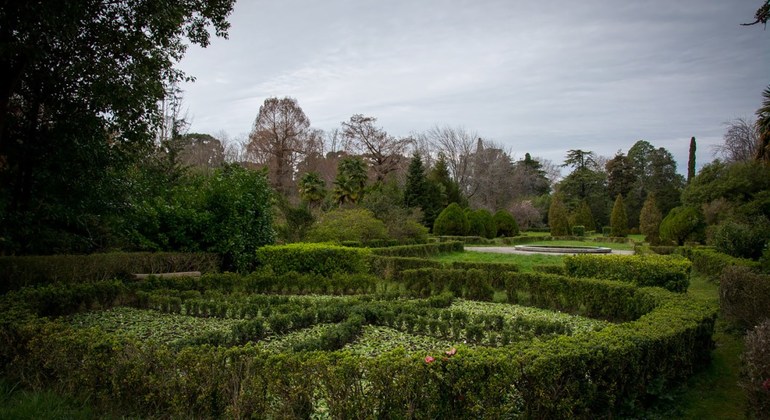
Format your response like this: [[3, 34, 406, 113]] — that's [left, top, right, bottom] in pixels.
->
[[513, 245, 612, 254]]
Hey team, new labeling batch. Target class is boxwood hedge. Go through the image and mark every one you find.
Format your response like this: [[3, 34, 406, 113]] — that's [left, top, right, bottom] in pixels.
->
[[564, 254, 691, 292]]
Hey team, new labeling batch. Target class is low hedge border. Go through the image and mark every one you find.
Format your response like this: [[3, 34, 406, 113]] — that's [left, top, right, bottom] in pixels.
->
[[255, 243, 371, 276], [687, 247, 760, 282], [0, 268, 717, 418], [564, 254, 691, 293], [0, 253, 220, 294], [370, 241, 463, 258]]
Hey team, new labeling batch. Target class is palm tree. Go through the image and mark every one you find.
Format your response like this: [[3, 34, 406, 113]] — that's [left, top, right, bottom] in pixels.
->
[[333, 157, 367, 205], [756, 85, 770, 163], [298, 172, 326, 208]]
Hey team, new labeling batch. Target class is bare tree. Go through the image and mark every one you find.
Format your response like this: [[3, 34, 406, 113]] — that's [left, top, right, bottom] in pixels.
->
[[713, 117, 759, 163], [247, 97, 321, 195], [341, 114, 412, 183], [421, 125, 477, 193]]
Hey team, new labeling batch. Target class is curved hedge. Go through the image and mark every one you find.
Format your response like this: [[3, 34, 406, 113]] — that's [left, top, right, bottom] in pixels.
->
[[255, 243, 370, 276], [564, 254, 691, 292], [0, 266, 716, 418]]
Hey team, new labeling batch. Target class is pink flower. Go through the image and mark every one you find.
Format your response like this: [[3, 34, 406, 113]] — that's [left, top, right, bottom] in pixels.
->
[[445, 347, 457, 357], [424, 356, 435, 363], [763, 378, 770, 391]]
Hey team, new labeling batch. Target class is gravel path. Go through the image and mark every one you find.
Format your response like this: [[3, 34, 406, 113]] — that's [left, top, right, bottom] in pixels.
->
[[465, 246, 635, 256]]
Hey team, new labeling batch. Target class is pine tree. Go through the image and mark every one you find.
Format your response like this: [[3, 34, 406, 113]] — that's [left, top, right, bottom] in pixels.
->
[[548, 193, 570, 236], [404, 153, 426, 208], [639, 193, 663, 244], [429, 153, 464, 206], [610, 194, 629, 237], [687, 137, 696, 184]]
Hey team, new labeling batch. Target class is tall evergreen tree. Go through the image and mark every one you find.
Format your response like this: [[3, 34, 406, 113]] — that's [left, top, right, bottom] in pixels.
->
[[610, 194, 629, 237], [687, 137, 696, 183], [639, 193, 663, 244], [548, 193, 570, 236], [404, 153, 426, 208], [573, 200, 596, 231], [429, 153, 465, 206]]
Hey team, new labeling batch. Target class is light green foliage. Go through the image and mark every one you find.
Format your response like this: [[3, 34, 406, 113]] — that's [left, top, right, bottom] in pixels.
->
[[433, 203, 469, 236], [610, 194, 628, 237], [573, 200, 596, 231], [255, 243, 371, 276], [307, 208, 388, 243], [493, 210, 519, 237], [660, 206, 705, 246], [688, 248, 760, 281], [361, 182, 428, 242], [548, 193, 570, 236], [564, 254, 691, 292]]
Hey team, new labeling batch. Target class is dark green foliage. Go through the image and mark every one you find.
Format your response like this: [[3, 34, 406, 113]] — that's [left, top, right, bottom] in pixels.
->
[[573, 200, 596, 231], [433, 203, 469, 236], [606, 153, 636, 203], [688, 248, 760, 281], [298, 172, 327, 207], [548, 193, 570, 236], [333, 157, 368, 205], [639, 194, 663, 245], [564, 254, 691, 292], [0, 253, 219, 293], [275, 201, 315, 243], [687, 137, 696, 183], [430, 153, 465, 206], [0, 1, 235, 255], [683, 161, 770, 219], [741, 320, 770, 419], [404, 152, 426, 209], [610, 194, 628, 237], [361, 182, 429, 242], [399, 268, 494, 300], [307, 208, 388, 243], [205, 165, 275, 272], [367, 256, 445, 279], [572, 225, 585, 237], [255, 243, 370, 276], [719, 266, 770, 330], [712, 219, 770, 260], [467, 209, 495, 238], [493, 210, 519, 237], [660, 206, 705, 246]]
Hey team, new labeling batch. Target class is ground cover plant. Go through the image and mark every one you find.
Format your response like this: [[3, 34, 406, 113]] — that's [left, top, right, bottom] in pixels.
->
[[0, 246, 718, 419]]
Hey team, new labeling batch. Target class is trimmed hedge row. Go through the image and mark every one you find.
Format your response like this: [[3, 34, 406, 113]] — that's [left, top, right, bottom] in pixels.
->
[[367, 256, 519, 287], [564, 254, 691, 293], [687, 247, 760, 281], [0, 273, 716, 418], [255, 243, 370, 276], [369, 241, 463, 258], [0, 252, 220, 293], [436, 236, 495, 244], [399, 268, 495, 301]]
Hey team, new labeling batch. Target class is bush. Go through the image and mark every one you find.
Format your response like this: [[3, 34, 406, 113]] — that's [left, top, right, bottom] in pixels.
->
[[494, 210, 519, 237], [572, 225, 585, 237], [307, 208, 388, 243], [476, 209, 497, 239], [712, 220, 770, 260], [369, 242, 463, 258], [0, 253, 219, 293], [660, 206, 705, 246], [433, 203, 469, 236], [689, 248, 760, 282], [741, 320, 770, 419], [255, 243, 370, 276], [564, 254, 691, 292], [367, 256, 445, 280], [719, 266, 770, 330]]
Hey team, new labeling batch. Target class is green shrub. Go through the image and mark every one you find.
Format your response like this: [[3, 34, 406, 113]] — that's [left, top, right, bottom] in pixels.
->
[[449, 261, 519, 288], [741, 320, 770, 419], [436, 236, 494, 244], [255, 243, 370, 276], [571, 225, 585, 237], [719, 266, 770, 330], [433, 203, 469, 236], [493, 210, 519, 237], [367, 256, 445, 280], [689, 248, 760, 282], [307, 208, 388, 243], [399, 268, 493, 300], [711, 220, 770, 260], [548, 193, 570, 236], [369, 242, 463, 258], [0, 253, 219, 293], [659, 206, 705, 246], [564, 254, 691, 293]]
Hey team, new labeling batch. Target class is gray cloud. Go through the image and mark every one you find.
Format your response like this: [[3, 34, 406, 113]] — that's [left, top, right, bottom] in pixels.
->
[[178, 0, 770, 172]]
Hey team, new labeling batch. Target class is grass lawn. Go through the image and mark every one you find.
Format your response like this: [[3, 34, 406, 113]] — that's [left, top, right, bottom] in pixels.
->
[[432, 250, 565, 272]]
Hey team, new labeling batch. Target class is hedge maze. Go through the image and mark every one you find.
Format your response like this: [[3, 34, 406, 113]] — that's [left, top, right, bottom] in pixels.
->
[[0, 242, 717, 418]]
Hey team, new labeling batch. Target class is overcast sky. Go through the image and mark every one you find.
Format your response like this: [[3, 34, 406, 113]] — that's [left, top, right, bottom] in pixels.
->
[[178, 0, 770, 174]]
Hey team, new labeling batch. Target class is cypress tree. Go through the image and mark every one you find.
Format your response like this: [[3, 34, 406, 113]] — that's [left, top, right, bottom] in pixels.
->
[[404, 153, 426, 208], [548, 193, 570, 236], [610, 194, 629, 237], [573, 200, 596, 231], [639, 193, 663, 245], [687, 137, 696, 184]]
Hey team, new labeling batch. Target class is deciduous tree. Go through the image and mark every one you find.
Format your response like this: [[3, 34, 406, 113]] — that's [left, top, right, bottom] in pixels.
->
[[342, 114, 411, 183]]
